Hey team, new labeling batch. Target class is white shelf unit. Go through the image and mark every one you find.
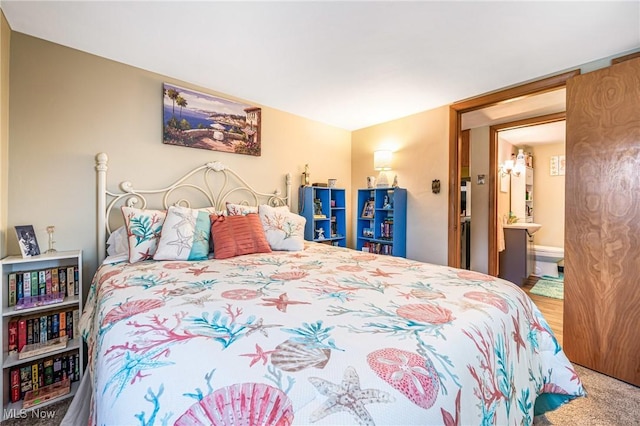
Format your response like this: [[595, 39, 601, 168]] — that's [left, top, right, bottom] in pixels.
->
[[1, 250, 84, 419], [511, 166, 534, 223]]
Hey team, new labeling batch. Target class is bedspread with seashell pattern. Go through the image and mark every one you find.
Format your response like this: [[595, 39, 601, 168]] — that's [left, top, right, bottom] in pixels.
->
[[81, 243, 585, 425]]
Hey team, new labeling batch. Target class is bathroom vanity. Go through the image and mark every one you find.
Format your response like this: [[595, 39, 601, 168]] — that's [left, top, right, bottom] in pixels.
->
[[499, 224, 540, 286]]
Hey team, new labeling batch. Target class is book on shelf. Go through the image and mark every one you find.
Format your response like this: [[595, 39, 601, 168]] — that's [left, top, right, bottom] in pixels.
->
[[51, 268, 59, 294], [10, 368, 20, 403], [9, 273, 17, 305], [23, 272, 31, 298], [9, 319, 18, 354], [30, 271, 38, 298]]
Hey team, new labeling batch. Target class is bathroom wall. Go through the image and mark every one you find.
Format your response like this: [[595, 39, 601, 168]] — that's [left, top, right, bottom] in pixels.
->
[[530, 142, 565, 247]]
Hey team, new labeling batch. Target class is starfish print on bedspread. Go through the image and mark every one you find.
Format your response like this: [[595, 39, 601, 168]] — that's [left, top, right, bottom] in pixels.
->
[[244, 318, 282, 337], [308, 366, 394, 425], [240, 343, 276, 367], [261, 292, 311, 312]]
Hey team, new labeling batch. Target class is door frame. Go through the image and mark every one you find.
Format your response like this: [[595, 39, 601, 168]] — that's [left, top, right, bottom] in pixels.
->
[[448, 70, 580, 274]]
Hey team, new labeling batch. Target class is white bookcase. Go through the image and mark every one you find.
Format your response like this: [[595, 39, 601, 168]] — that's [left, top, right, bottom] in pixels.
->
[[0, 250, 84, 419]]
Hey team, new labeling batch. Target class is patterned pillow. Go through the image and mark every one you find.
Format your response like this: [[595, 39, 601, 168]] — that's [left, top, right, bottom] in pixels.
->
[[153, 206, 212, 261], [258, 204, 306, 251], [226, 202, 259, 216], [121, 207, 166, 263], [209, 214, 271, 259]]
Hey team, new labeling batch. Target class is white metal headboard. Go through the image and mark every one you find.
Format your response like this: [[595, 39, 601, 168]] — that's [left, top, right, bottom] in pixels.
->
[[95, 152, 292, 263]]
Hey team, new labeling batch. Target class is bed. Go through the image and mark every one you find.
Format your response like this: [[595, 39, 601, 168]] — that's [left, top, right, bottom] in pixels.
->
[[71, 153, 585, 425]]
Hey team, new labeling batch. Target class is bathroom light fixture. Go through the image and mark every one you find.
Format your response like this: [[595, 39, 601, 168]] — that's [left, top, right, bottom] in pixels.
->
[[374, 150, 392, 187]]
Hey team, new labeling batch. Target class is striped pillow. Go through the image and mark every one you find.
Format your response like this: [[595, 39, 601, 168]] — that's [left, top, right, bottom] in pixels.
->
[[210, 214, 271, 259]]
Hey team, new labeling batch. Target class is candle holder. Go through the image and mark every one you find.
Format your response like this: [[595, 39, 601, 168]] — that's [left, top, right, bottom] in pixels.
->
[[45, 226, 57, 254]]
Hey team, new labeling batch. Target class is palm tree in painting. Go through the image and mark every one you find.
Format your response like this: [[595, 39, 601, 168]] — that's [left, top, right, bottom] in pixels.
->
[[176, 96, 187, 120], [166, 88, 179, 116]]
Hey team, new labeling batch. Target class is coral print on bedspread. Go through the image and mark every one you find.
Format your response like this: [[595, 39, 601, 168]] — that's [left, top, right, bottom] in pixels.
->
[[81, 243, 584, 425]]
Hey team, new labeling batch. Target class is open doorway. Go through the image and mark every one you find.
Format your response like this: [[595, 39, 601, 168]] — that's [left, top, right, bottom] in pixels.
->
[[448, 70, 578, 275]]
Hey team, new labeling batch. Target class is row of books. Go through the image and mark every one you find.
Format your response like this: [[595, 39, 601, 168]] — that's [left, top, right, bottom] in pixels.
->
[[8, 309, 80, 353], [380, 220, 394, 239], [10, 351, 80, 403], [361, 242, 393, 255], [7, 266, 79, 307]]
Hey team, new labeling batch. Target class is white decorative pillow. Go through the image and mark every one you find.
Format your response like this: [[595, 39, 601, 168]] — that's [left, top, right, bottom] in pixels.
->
[[226, 202, 258, 216], [106, 226, 129, 256], [258, 204, 306, 251], [154, 206, 212, 261], [122, 207, 166, 263]]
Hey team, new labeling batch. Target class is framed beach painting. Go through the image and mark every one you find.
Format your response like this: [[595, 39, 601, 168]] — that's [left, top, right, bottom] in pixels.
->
[[163, 83, 262, 156]]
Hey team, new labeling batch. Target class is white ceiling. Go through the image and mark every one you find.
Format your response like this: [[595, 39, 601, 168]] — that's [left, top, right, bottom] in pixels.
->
[[499, 120, 566, 147], [2, 1, 639, 130]]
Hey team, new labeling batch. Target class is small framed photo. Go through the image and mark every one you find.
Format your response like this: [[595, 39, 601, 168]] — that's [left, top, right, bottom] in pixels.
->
[[361, 200, 375, 219], [15, 225, 41, 258]]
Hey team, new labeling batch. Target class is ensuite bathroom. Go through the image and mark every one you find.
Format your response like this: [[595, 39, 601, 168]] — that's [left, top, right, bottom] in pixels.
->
[[497, 120, 566, 287]]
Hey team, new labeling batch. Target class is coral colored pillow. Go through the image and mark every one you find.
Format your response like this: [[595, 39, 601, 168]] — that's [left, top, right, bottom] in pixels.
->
[[210, 214, 271, 259]]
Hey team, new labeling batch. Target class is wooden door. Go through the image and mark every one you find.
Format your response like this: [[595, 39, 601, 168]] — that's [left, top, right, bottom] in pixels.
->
[[564, 57, 640, 386]]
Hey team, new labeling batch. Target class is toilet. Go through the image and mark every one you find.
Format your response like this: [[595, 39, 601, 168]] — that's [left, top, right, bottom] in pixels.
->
[[533, 245, 564, 277]]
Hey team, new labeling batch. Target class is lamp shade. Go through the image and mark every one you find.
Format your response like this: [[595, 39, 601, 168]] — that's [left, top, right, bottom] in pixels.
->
[[374, 150, 392, 171]]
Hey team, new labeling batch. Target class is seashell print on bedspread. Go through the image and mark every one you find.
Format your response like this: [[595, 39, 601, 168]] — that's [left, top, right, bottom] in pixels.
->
[[80, 242, 585, 425]]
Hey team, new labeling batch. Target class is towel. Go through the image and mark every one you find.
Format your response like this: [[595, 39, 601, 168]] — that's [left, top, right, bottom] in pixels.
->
[[498, 219, 506, 252]]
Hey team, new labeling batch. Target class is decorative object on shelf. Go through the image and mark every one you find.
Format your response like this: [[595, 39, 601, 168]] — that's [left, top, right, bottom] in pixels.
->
[[366, 176, 376, 188], [45, 226, 57, 254], [313, 198, 326, 218], [383, 195, 392, 209], [374, 150, 393, 187], [432, 179, 441, 194], [315, 228, 325, 240], [163, 83, 261, 156], [328, 178, 337, 188], [302, 164, 310, 186], [361, 200, 375, 219], [392, 175, 399, 188], [14, 225, 40, 258]]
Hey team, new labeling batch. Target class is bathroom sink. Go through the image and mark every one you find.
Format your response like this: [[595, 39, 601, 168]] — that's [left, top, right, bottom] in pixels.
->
[[504, 223, 542, 234]]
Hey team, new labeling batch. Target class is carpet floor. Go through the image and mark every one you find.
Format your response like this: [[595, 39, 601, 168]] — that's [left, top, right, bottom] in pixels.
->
[[2, 365, 637, 425]]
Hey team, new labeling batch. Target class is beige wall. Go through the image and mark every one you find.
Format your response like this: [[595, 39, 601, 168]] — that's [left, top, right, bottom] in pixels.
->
[[0, 11, 9, 258], [469, 127, 489, 273], [530, 142, 565, 247], [351, 106, 449, 265], [7, 33, 351, 292]]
